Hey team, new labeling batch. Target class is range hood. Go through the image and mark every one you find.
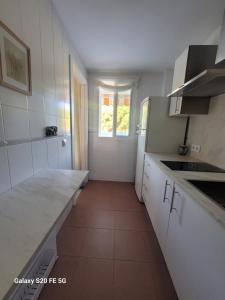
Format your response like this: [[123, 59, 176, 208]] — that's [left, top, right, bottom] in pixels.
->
[[168, 11, 225, 99], [168, 68, 225, 98]]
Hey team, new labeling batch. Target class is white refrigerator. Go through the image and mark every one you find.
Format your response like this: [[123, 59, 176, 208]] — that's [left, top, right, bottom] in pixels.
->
[[135, 97, 187, 201]]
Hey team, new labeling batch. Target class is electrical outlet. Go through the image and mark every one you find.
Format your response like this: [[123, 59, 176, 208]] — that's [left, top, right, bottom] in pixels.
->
[[191, 144, 201, 153], [191, 144, 196, 151], [195, 145, 201, 153]]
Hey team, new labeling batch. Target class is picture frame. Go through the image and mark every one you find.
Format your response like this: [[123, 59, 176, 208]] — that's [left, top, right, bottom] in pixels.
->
[[0, 20, 31, 95]]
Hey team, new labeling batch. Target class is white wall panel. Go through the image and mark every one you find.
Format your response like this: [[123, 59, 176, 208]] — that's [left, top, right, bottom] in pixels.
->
[[2, 106, 29, 141], [0, 147, 11, 193], [31, 140, 48, 173], [0, 106, 4, 142], [0, 87, 27, 110], [52, 12, 65, 119], [20, 0, 44, 113], [39, 0, 56, 116], [47, 138, 59, 169], [45, 114, 57, 128], [29, 111, 45, 138], [0, 0, 22, 36], [7, 143, 33, 186], [57, 118, 65, 135]]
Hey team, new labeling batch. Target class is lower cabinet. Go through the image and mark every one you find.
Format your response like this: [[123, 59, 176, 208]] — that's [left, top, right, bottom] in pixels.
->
[[142, 157, 173, 253], [142, 156, 225, 300], [166, 184, 225, 300]]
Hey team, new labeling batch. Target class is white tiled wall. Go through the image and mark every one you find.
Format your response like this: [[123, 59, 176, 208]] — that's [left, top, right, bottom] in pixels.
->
[[7, 143, 34, 187], [0, 147, 11, 193], [47, 138, 59, 169], [31, 140, 48, 174], [0, 0, 84, 193], [2, 106, 30, 141]]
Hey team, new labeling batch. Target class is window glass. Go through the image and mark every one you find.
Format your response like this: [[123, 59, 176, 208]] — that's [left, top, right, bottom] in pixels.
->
[[99, 87, 114, 137], [116, 89, 131, 136]]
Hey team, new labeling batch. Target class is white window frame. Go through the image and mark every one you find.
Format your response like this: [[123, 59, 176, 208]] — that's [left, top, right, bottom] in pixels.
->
[[98, 87, 132, 138]]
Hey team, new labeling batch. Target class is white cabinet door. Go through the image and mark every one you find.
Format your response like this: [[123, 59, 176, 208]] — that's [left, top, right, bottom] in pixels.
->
[[166, 184, 225, 300], [142, 158, 173, 254], [169, 47, 188, 116], [172, 48, 188, 91], [169, 97, 182, 116]]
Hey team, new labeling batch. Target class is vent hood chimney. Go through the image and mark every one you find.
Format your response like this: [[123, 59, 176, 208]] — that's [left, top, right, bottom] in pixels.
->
[[168, 9, 225, 99]]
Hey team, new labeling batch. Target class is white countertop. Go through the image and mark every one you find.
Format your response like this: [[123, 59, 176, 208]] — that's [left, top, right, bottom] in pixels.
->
[[0, 169, 88, 300], [145, 153, 225, 228]]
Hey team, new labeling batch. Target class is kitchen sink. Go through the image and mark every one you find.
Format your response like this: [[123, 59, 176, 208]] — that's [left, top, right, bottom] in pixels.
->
[[187, 180, 225, 209]]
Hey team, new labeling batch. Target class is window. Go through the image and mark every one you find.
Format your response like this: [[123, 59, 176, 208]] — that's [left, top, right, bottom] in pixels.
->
[[98, 87, 131, 137], [116, 90, 131, 136], [99, 88, 114, 137]]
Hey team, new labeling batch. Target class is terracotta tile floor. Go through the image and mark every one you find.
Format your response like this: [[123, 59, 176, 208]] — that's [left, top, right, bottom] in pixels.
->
[[39, 180, 178, 300]]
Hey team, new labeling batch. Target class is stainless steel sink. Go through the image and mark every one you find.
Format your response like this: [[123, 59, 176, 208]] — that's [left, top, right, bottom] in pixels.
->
[[187, 180, 225, 209]]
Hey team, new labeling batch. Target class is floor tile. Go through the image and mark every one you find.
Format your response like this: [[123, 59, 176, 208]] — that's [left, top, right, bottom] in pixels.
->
[[64, 208, 114, 229], [57, 227, 87, 257], [114, 230, 153, 262], [149, 261, 178, 300], [88, 209, 114, 229], [114, 211, 152, 231], [74, 258, 114, 300], [63, 207, 92, 228], [82, 228, 114, 259], [114, 260, 156, 300], [38, 256, 79, 300]]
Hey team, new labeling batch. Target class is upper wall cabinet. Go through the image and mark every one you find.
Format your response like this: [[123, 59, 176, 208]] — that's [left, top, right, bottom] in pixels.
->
[[169, 45, 217, 116]]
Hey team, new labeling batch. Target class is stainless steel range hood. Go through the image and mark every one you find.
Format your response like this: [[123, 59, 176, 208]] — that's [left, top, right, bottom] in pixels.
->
[[168, 68, 225, 98], [168, 10, 225, 99]]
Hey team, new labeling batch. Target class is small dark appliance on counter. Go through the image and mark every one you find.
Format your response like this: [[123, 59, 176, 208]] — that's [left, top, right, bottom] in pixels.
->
[[46, 126, 57, 137]]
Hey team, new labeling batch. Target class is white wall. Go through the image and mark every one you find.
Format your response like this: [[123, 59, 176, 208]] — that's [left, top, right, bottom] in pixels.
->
[[137, 72, 165, 102], [88, 71, 166, 182], [0, 0, 86, 194]]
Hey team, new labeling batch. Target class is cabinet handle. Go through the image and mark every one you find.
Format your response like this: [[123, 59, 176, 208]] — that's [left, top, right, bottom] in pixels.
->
[[163, 180, 171, 203], [170, 188, 179, 213]]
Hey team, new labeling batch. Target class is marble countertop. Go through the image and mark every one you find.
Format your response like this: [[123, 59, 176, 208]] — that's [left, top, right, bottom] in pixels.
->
[[0, 169, 88, 300], [145, 153, 225, 228]]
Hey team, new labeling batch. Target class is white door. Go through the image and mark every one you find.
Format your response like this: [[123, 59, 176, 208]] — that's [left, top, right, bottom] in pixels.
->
[[135, 99, 149, 200], [88, 82, 138, 182]]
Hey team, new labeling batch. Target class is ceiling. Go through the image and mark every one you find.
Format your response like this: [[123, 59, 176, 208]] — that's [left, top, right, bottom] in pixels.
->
[[52, 0, 225, 72]]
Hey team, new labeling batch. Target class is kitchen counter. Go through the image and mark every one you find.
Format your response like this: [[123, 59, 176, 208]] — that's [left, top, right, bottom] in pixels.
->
[[145, 153, 225, 227], [0, 169, 88, 300]]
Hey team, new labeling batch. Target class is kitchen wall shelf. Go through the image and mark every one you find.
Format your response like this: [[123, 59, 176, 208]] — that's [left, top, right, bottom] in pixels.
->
[[168, 68, 225, 98]]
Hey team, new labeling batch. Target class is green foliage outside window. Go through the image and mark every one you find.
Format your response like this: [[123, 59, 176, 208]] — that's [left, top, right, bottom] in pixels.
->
[[100, 105, 130, 136], [116, 105, 130, 135]]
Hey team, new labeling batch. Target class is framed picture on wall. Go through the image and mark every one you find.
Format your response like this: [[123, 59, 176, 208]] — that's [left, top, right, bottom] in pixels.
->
[[0, 20, 31, 95]]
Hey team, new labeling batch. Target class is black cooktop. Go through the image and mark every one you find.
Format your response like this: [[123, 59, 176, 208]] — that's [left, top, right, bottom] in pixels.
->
[[161, 161, 225, 173]]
